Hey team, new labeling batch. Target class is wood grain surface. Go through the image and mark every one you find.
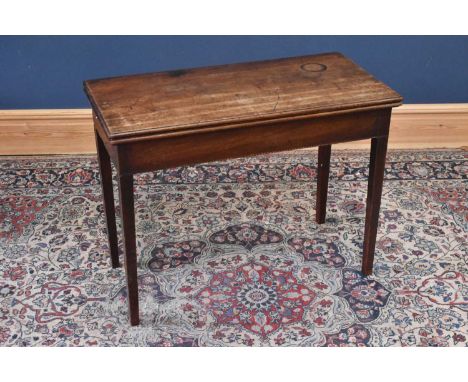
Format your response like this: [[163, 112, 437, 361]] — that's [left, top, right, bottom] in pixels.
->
[[84, 52, 402, 142]]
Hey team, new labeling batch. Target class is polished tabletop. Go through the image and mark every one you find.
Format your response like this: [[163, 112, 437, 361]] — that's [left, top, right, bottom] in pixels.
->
[[84, 52, 402, 142]]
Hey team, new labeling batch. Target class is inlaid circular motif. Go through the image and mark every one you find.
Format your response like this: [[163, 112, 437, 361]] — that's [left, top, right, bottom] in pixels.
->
[[300, 63, 327, 72]]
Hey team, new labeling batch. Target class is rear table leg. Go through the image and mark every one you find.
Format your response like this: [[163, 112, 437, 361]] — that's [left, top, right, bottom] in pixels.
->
[[316, 144, 331, 224]]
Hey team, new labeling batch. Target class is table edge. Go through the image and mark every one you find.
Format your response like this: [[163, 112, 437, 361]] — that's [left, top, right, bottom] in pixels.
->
[[90, 100, 402, 145]]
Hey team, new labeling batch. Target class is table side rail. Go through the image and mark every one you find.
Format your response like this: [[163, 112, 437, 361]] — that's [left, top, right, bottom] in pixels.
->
[[96, 108, 392, 175]]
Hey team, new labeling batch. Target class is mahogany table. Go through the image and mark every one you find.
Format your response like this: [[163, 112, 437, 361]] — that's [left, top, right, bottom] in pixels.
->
[[84, 52, 403, 326]]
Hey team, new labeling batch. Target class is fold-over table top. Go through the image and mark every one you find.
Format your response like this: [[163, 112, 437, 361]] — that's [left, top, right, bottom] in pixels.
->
[[84, 52, 402, 142]]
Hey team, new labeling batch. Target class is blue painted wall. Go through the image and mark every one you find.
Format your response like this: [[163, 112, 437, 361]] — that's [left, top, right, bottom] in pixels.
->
[[1, 36, 467, 109]]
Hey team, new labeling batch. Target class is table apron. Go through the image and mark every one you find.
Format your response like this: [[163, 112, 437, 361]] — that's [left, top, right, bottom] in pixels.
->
[[110, 108, 391, 175]]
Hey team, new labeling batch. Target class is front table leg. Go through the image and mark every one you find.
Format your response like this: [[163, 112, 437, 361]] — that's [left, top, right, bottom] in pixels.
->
[[362, 136, 388, 275], [117, 172, 140, 325], [94, 129, 120, 268]]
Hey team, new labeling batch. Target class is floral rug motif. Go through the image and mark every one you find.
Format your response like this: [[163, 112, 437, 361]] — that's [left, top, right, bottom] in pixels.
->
[[0, 150, 467, 346]]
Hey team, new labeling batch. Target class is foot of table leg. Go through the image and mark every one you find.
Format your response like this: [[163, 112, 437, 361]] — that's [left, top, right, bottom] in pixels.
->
[[117, 172, 140, 326], [94, 128, 120, 268], [362, 136, 388, 276], [316, 144, 331, 224]]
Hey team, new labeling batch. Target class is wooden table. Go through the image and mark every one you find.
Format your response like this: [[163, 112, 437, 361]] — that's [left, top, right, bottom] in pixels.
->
[[84, 52, 402, 326]]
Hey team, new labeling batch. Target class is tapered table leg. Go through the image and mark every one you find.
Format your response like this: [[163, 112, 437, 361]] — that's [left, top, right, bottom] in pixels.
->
[[316, 144, 331, 224], [94, 127, 120, 268], [362, 136, 388, 275], [117, 171, 140, 326]]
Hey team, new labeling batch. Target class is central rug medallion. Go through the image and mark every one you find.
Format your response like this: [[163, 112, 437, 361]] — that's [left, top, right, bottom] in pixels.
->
[[196, 262, 316, 336]]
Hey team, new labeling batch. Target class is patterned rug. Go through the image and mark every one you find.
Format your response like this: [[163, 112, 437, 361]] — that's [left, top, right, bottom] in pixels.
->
[[0, 150, 466, 347]]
